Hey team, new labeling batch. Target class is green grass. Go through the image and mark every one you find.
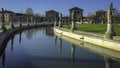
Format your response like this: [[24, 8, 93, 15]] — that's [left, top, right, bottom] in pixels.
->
[[5, 24, 19, 29], [63, 24, 120, 36]]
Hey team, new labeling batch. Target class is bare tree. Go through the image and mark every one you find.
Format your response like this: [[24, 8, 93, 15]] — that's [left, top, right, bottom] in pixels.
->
[[25, 7, 34, 15]]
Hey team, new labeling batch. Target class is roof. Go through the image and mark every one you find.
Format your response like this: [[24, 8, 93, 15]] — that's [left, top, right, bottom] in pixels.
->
[[46, 10, 59, 13], [0, 10, 14, 13], [69, 7, 83, 11], [96, 10, 107, 13], [15, 13, 25, 16]]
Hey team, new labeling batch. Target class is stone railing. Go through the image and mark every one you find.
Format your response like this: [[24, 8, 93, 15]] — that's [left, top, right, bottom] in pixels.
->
[[58, 27, 120, 42]]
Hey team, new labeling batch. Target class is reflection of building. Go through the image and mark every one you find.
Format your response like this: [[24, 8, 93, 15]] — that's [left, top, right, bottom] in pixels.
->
[[44, 26, 54, 36], [69, 7, 83, 23], [45, 10, 59, 22], [95, 10, 107, 23]]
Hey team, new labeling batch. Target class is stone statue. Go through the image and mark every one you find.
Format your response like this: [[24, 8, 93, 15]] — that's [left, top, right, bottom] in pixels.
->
[[0, 8, 7, 32], [104, 2, 116, 39], [58, 13, 62, 28], [54, 17, 57, 27], [71, 10, 77, 32], [10, 22, 14, 29]]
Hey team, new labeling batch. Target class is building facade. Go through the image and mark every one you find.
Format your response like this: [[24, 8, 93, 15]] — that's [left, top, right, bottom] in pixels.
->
[[45, 10, 59, 23], [69, 7, 83, 23], [0, 10, 14, 23], [95, 10, 107, 24]]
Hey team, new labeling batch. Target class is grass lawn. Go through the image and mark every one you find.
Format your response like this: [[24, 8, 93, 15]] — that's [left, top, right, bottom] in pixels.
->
[[63, 24, 120, 36], [5, 24, 19, 29]]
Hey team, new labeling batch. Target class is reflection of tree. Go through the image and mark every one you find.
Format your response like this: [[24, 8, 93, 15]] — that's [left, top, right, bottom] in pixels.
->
[[25, 29, 35, 39], [70, 43, 76, 63], [104, 56, 113, 68], [44, 26, 54, 37], [58, 38, 62, 53], [25, 27, 43, 39]]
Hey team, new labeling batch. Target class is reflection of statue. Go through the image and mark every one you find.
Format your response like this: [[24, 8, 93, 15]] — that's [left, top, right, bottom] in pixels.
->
[[42, 27, 45, 35], [25, 29, 35, 39], [19, 32, 22, 44], [58, 38, 62, 53], [70, 43, 76, 63], [11, 36, 14, 51], [104, 56, 112, 68], [55, 36, 58, 45], [34, 28, 37, 36], [2, 52, 6, 67]]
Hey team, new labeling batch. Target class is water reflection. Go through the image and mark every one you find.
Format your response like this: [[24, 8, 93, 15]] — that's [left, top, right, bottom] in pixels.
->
[[54, 32, 120, 68], [70, 43, 76, 63], [0, 27, 120, 68], [19, 31, 22, 44], [58, 38, 62, 53], [11, 35, 14, 51], [25, 28, 36, 39], [44, 26, 54, 37], [0, 40, 7, 67], [1, 51, 5, 67], [54, 36, 57, 45], [104, 56, 113, 68]]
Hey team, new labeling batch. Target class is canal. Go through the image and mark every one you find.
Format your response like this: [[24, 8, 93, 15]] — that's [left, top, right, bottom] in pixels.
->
[[0, 26, 120, 68]]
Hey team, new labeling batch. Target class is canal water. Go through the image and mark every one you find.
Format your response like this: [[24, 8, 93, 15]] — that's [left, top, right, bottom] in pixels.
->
[[0, 26, 120, 68]]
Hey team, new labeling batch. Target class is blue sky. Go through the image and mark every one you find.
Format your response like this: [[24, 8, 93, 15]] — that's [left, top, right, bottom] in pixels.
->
[[0, 0, 120, 16]]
